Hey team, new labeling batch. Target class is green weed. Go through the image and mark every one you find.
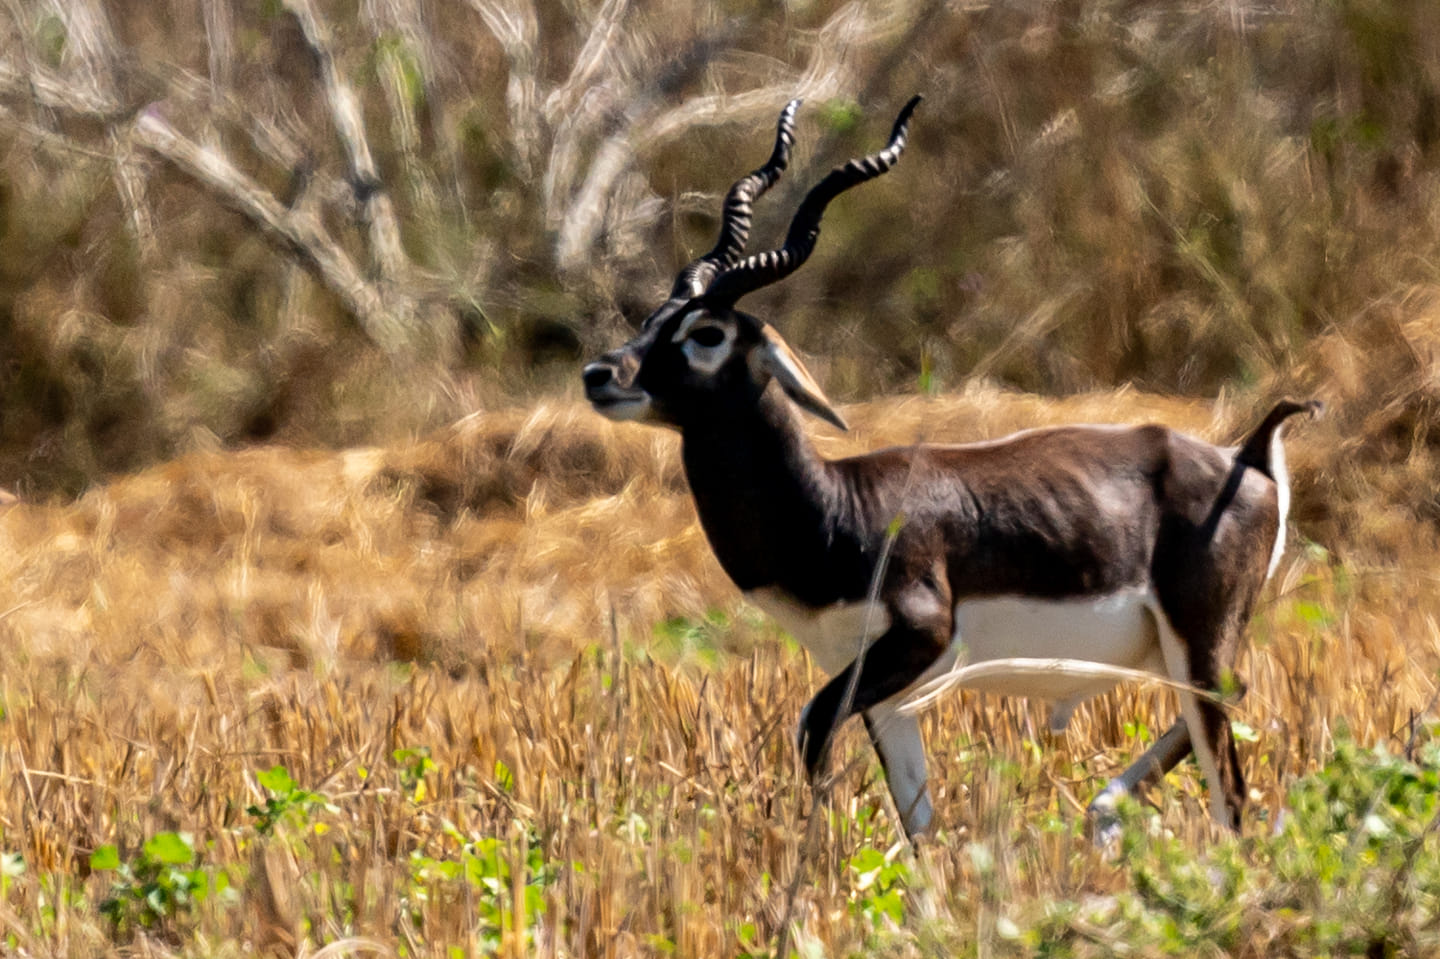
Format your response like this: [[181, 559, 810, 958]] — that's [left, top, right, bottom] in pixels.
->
[[90, 832, 234, 941]]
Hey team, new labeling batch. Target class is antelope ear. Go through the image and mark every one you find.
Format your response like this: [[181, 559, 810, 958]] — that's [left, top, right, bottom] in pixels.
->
[[755, 324, 848, 431]]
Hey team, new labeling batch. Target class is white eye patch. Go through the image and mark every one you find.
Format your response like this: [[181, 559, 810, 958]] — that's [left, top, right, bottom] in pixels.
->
[[680, 325, 734, 373], [672, 310, 735, 375], [670, 308, 709, 343]]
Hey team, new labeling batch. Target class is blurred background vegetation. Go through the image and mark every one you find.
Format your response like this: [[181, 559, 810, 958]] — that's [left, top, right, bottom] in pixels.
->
[[1, 0, 1439, 497]]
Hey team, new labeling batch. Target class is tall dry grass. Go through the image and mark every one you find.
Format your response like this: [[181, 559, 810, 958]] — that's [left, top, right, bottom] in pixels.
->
[[0, 388, 1436, 954]]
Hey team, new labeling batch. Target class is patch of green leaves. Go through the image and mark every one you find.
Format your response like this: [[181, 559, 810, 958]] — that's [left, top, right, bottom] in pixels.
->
[[820, 98, 863, 134], [34, 15, 66, 67], [1016, 727, 1440, 957], [372, 33, 426, 111], [246, 764, 337, 836], [847, 845, 909, 927], [0, 850, 23, 899], [409, 824, 561, 953], [1124, 718, 1153, 744], [653, 609, 729, 667], [395, 746, 437, 802], [90, 832, 233, 940]]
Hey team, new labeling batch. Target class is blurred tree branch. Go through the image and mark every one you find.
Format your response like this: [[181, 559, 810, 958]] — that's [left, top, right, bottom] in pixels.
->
[[283, 0, 410, 289], [472, 0, 911, 277], [131, 111, 399, 345], [0, 0, 451, 358], [0, 0, 933, 481], [0, 0, 914, 348]]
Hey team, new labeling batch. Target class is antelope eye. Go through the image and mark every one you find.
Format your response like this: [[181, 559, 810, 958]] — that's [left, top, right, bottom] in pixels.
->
[[689, 325, 727, 348]]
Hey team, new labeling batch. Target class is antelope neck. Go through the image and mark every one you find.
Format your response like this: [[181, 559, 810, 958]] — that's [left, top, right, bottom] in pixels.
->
[[679, 390, 870, 604]]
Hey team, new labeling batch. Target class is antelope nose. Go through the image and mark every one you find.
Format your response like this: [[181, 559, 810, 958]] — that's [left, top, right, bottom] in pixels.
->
[[582, 363, 614, 391]]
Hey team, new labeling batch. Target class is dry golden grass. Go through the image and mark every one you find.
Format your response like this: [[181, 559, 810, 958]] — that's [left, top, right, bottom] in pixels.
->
[[1, 382, 1438, 955]]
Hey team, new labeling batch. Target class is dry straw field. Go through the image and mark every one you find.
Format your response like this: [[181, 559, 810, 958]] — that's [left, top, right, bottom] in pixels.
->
[[5, 0, 1440, 956], [2, 385, 1439, 956]]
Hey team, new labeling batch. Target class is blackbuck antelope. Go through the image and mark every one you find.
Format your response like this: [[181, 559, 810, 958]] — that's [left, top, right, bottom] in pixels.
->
[[582, 96, 1317, 840]]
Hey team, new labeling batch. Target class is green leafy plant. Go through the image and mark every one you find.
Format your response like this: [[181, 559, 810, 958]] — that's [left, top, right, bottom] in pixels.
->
[[90, 832, 232, 939], [653, 610, 729, 667], [1013, 727, 1440, 957], [409, 824, 560, 952], [394, 746, 437, 802], [846, 845, 910, 928], [245, 764, 337, 836], [0, 851, 22, 899]]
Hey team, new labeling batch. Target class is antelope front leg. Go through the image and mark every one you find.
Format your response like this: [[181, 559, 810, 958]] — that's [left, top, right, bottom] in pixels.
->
[[797, 629, 944, 776], [864, 706, 934, 839], [796, 579, 950, 837]]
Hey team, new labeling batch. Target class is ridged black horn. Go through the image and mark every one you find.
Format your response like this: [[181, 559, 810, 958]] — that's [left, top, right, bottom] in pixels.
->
[[704, 95, 921, 306], [671, 99, 801, 298]]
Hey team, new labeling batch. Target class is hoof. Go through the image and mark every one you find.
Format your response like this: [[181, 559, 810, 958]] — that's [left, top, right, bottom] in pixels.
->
[[1086, 784, 1128, 857]]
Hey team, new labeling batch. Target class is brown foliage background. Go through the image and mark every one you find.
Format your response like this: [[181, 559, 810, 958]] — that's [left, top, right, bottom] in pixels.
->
[[0, 0, 1438, 500]]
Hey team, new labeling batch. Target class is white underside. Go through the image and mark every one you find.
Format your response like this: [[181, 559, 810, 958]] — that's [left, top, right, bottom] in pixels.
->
[[746, 585, 1167, 724], [943, 589, 1166, 718], [746, 585, 1190, 836]]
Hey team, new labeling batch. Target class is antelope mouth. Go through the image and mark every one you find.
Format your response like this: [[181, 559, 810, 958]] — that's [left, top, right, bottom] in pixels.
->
[[582, 361, 652, 421], [587, 392, 653, 422]]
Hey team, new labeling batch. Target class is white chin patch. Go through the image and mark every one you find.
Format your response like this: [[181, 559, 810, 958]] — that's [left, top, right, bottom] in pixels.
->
[[592, 397, 654, 422]]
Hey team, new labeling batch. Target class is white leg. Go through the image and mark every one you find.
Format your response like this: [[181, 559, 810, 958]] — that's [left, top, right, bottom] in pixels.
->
[[863, 702, 934, 839]]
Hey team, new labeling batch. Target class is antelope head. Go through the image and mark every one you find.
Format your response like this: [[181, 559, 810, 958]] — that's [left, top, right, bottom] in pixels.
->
[[582, 97, 921, 434]]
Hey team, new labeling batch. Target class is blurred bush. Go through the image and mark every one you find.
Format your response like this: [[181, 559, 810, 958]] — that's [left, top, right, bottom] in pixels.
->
[[0, 0, 1438, 494]]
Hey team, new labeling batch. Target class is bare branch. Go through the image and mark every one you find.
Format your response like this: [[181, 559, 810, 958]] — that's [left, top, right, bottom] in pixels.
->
[[14, 1, 160, 264], [282, 0, 409, 286], [0, 54, 123, 117], [109, 127, 157, 262], [202, 0, 235, 96], [132, 111, 412, 353], [0, 23, 434, 356], [0, 101, 110, 159], [45, 0, 122, 109], [543, 1, 902, 275], [363, 9, 436, 218], [555, 130, 638, 271], [543, 0, 628, 127], [468, 0, 542, 176]]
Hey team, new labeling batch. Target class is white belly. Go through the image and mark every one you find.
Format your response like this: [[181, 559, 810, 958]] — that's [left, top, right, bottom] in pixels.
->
[[745, 586, 1166, 728], [946, 588, 1163, 700]]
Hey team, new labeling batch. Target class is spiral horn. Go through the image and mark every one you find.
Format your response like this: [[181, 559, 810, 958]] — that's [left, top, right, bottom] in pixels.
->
[[670, 99, 801, 299], [703, 95, 921, 307]]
